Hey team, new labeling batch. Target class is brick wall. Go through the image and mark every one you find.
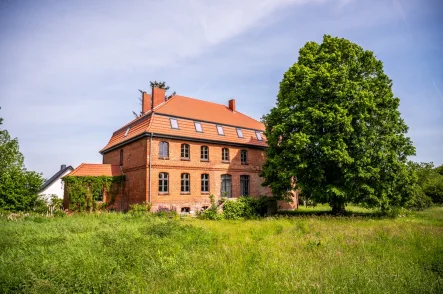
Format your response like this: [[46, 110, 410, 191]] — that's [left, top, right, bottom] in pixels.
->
[[101, 136, 297, 212]]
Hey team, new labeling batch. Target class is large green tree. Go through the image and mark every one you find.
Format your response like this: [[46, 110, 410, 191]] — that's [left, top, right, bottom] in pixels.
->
[[0, 117, 44, 211], [261, 35, 416, 213]]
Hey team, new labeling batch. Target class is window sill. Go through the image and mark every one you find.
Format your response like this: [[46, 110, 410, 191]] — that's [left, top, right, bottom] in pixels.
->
[[200, 159, 209, 162], [158, 157, 169, 160], [201, 192, 210, 195], [181, 158, 190, 161], [241, 162, 249, 165], [158, 192, 169, 195], [222, 160, 230, 164], [180, 192, 190, 195]]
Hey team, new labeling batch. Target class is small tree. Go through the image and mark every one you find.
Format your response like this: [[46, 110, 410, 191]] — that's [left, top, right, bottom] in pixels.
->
[[132, 81, 176, 118], [261, 35, 416, 214], [0, 116, 44, 211]]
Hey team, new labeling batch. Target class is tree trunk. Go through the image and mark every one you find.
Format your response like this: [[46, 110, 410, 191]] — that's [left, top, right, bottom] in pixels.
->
[[330, 202, 346, 215]]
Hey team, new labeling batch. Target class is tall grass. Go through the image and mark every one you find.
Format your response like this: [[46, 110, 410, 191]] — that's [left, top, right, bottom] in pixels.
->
[[0, 207, 442, 293]]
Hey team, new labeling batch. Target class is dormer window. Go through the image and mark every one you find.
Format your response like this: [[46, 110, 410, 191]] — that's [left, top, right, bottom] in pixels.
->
[[194, 122, 203, 132], [170, 118, 179, 129], [124, 127, 130, 137], [216, 125, 224, 136], [236, 128, 243, 138], [255, 131, 263, 141]]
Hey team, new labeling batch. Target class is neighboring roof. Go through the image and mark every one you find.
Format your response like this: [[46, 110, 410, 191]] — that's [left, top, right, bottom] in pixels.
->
[[101, 94, 267, 153], [67, 163, 123, 177], [40, 165, 74, 192]]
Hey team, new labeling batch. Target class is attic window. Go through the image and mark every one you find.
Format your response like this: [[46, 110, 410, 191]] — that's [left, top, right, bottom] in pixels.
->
[[255, 131, 263, 141], [170, 118, 179, 129], [124, 127, 130, 137], [216, 125, 224, 136], [236, 128, 243, 138], [194, 122, 203, 132]]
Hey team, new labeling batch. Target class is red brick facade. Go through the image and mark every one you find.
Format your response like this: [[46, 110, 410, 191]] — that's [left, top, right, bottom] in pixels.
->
[[68, 87, 298, 212], [102, 137, 281, 212]]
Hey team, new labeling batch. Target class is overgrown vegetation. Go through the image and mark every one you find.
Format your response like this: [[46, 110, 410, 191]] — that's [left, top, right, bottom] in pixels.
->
[[63, 175, 124, 212], [0, 116, 44, 212], [0, 206, 441, 293]]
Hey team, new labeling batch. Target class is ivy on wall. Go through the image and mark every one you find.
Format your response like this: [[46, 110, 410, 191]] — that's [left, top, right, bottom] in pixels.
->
[[63, 175, 125, 212]]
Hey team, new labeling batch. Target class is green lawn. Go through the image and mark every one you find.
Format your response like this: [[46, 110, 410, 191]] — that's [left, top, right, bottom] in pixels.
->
[[1, 207, 442, 293]]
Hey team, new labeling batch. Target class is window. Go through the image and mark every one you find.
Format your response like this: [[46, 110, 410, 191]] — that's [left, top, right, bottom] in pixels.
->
[[240, 175, 250, 196], [236, 128, 243, 138], [120, 149, 123, 166], [159, 141, 169, 158], [194, 122, 203, 132], [96, 190, 104, 202], [216, 125, 224, 135], [201, 174, 209, 193], [222, 148, 229, 161], [170, 118, 179, 129], [159, 172, 169, 193], [181, 144, 190, 159], [241, 150, 248, 164], [221, 174, 232, 198], [124, 127, 130, 137], [181, 173, 190, 193], [201, 146, 209, 161], [255, 131, 263, 141]]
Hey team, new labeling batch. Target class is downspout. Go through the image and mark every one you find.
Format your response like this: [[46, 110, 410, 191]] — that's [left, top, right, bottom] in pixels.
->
[[120, 165, 124, 211], [149, 132, 153, 204]]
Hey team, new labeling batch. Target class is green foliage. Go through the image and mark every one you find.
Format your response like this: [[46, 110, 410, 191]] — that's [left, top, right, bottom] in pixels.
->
[[199, 194, 224, 220], [223, 196, 271, 220], [261, 35, 416, 213], [129, 202, 152, 216], [63, 175, 124, 212], [408, 162, 443, 205], [0, 207, 442, 293], [0, 117, 44, 211]]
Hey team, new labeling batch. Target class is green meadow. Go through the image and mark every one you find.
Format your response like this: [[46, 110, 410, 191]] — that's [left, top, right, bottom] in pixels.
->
[[1, 206, 442, 293]]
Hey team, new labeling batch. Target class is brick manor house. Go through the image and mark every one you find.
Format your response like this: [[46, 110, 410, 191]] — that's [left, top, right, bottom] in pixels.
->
[[65, 85, 298, 212]]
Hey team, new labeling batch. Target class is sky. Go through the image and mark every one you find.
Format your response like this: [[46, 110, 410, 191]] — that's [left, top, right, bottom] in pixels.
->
[[0, 0, 442, 179]]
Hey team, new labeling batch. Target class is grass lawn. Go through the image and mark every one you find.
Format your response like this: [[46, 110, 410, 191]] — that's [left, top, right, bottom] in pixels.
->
[[1, 206, 442, 293]]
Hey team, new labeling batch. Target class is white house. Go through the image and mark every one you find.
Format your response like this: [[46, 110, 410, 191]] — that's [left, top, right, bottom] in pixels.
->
[[39, 164, 74, 201]]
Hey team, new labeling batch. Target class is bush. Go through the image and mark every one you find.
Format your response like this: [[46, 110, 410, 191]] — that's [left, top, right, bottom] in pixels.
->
[[129, 202, 152, 216], [407, 186, 433, 211], [223, 196, 271, 220], [198, 194, 224, 220]]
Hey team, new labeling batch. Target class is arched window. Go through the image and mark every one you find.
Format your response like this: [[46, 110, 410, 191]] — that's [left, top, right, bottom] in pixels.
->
[[120, 149, 124, 166], [159, 172, 169, 193], [201, 146, 209, 161], [181, 144, 190, 159], [181, 173, 190, 193], [159, 141, 169, 158], [201, 174, 209, 193], [222, 148, 229, 162], [221, 174, 232, 198]]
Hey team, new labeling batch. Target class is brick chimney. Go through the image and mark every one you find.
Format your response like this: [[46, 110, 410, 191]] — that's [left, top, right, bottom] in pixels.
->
[[142, 91, 151, 114], [228, 99, 236, 112], [151, 86, 166, 110]]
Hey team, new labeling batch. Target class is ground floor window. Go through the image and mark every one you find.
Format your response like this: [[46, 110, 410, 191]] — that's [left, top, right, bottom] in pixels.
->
[[201, 174, 209, 192], [240, 175, 250, 196], [181, 173, 190, 193], [221, 174, 232, 198], [159, 172, 169, 193]]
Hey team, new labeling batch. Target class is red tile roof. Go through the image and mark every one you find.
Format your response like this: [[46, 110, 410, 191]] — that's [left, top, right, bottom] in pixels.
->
[[67, 164, 123, 177], [101, 95, 267, 153]]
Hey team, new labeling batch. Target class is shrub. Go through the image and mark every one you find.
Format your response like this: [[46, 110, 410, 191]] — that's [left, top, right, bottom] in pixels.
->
[[198, 194, 224, 220], [129, 202, 152, 216], [223, 196, 272, 220], [407, 186, 433, 211]]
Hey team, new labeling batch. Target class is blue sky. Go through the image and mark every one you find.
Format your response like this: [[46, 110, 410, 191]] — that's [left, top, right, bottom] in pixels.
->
[[0, 0, 442, 179]]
